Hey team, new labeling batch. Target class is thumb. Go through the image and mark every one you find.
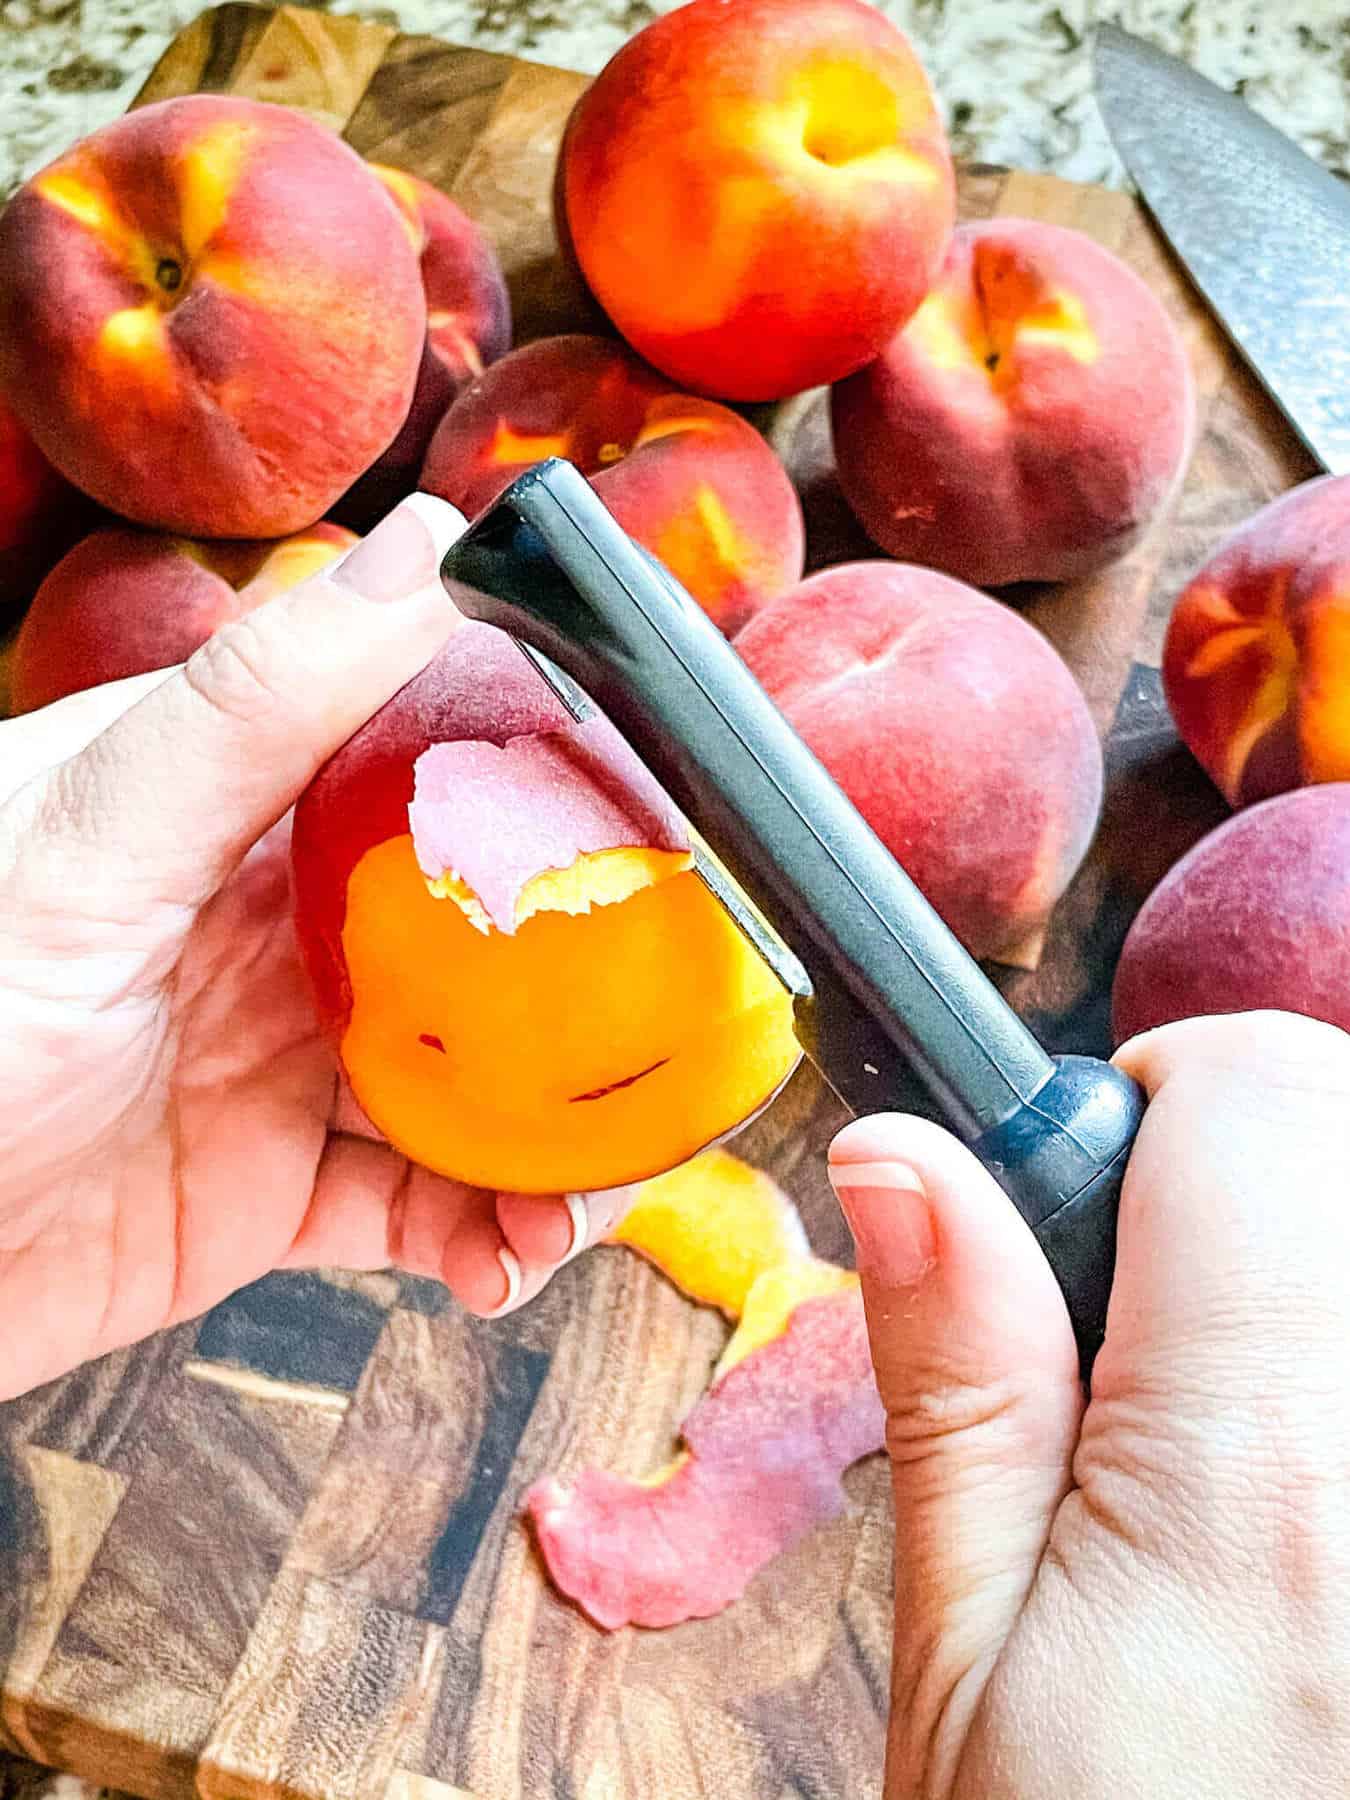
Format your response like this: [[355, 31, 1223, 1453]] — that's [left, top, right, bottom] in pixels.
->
[[828, 1114, 1083, 1793], [16, 492, 467, 913]]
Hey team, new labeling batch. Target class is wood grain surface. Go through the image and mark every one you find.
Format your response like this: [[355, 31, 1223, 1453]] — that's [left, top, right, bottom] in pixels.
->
[[0, 6, 1318, 1797]]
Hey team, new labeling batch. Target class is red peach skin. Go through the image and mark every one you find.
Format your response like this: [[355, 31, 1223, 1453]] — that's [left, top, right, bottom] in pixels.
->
[[337, 166, 512, 528], [527, 1286, 882, 1630], [10, 521, 355, 712], [1163, 474, 1350, 807], [0, 96, 425, 537], [422, 335, 804, 633], [557, 0, 955, 401], [831, 217, 1195, 585], [1113, 784, 1350, 1042], [0, 391, 89, 612], [735, 560, 1103, 963]]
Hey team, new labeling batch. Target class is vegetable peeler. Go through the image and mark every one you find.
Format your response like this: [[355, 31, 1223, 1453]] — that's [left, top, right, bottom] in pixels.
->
[[440, 459, 1144, 1376]]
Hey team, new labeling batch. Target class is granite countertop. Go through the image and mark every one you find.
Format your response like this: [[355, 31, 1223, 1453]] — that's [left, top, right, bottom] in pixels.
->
[[0, 1, 1346, 1796], [0, 0, 1348, 199]]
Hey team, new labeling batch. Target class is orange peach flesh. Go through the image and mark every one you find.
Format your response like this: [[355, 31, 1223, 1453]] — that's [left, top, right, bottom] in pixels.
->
[[339, 837, 800, 1195], [609, 1148, 810, 1316]]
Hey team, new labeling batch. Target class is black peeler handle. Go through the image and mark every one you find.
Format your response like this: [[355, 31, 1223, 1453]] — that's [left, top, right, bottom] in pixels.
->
[[440, 460, 1143, 1375]]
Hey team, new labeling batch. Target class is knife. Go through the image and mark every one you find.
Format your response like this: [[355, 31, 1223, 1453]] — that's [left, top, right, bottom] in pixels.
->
[[441, 460, 1145, 1377], [1095, 23, 1350, 476]]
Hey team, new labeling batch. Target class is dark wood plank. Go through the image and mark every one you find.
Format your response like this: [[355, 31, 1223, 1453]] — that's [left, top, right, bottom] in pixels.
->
[[15, 1371, 346, 1796], [342, 38, 517, 191], [130, 1, 274, 107]]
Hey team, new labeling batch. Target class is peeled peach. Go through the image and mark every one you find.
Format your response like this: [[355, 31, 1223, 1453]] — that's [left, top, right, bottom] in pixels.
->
[[1113, 784, 1350, 1041], [1163, 475, 1350, 807], [831, 218, 1195, 585], [0, 391, 88, 614], [9, 520, 355, 712], [291, 624, 800, 1194], [421, 335, 804, 633], [337, 166, 512, 528], [0, 95, 425, 537], [556, 0, 955, 401], [735, 560, 1102, 963]]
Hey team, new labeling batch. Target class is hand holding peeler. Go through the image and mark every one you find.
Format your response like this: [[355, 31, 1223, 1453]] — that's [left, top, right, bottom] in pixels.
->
[[440, 460, 1144, 1377]]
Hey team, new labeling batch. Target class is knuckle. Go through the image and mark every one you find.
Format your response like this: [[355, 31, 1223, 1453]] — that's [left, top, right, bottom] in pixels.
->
[[184, 613, 297, 728], [883, 1370, 1024, 1464]]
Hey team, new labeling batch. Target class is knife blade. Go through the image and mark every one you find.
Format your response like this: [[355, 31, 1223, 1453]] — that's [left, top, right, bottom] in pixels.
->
[[1094, 24, 1350, 476]]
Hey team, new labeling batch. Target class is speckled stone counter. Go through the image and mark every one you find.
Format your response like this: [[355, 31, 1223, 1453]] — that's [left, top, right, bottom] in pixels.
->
[[1, 0, 1348, 199], [0, 2, 1345, 1796]]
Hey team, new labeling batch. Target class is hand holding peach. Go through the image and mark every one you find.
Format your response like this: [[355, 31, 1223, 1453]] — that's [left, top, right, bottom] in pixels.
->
[[291, 612, 801, 1197], [0, 497, 640, 1404]]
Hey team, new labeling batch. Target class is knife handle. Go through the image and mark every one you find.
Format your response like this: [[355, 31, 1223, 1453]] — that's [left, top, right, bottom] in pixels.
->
[[440, 460, 1143, 1374]]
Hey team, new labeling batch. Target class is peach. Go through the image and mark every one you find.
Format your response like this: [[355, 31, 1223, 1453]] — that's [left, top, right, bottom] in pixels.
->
[[291, 623, 800, 1195], [1113, 784, 1350, 1042], [0, 95, 425, 538], [1162, 475, 1350, 807], [0, 390, 89, 614], [735, 560, 1103, 963], [556, 0, 954, 401], [830, 218, 1195, 586], [336, 166, 512, 528], [421, 335, 805, 633], [9, 520, 355, 713]]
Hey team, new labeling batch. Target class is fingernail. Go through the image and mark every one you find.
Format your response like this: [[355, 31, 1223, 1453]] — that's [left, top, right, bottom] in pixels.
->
[[484, 1245, 522, 1317], [829, 1160, 936, 1288], [333, 495, 466, 604], [560, 1192, 589, 1265]]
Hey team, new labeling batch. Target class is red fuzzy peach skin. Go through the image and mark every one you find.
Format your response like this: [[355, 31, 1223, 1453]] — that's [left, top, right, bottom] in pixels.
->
[[0, 391, 88, 612], [422, 335, 804, 633], [528, 1282, 881, 1631], [558, 0, 955, 401], [336, 166, 512, 527], [0, 95, 425, 537], [735, 560, 1102, 963], [831, 218, 1195, 585], [9, 521, 355, 713], [1113, 784, 1350, 1042], [1163, 474, 1350, 807]]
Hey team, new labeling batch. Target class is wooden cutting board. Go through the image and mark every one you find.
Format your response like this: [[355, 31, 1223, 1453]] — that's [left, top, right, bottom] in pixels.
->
[[0, 7, 1318, 1797]]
